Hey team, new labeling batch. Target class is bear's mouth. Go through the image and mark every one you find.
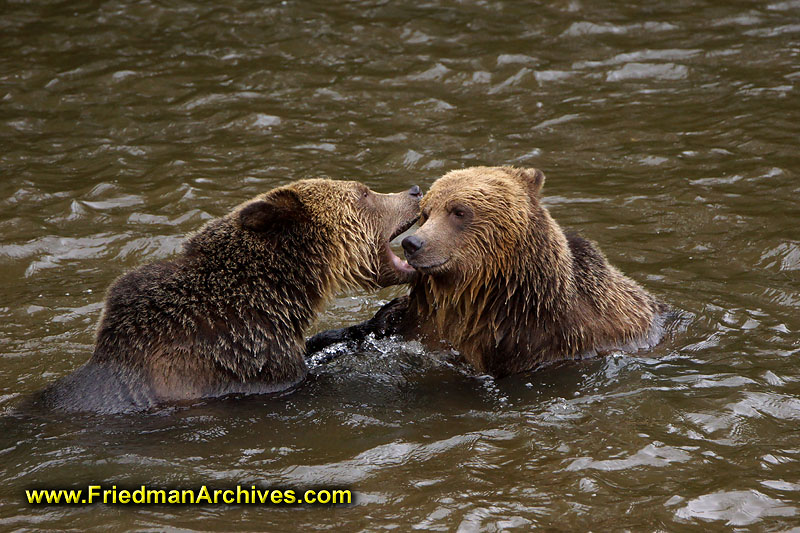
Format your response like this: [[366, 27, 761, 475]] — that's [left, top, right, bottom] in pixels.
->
[[384, 244, 416, 275], [389, 216, 418, 242], [407, 257, 450, 273], [384, 216, 419, 276]]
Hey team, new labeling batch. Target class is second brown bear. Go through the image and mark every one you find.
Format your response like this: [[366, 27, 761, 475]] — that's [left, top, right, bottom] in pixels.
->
[[39, 179, 422, 413], [308, 166, 669, 377]]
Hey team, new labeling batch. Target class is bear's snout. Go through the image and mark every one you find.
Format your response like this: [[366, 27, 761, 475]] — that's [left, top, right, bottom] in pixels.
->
[[408, 185, 422, 198], [402, 235, 424, 256]]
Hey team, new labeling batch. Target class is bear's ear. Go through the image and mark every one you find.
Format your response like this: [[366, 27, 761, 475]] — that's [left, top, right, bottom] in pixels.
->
[[518, 168, 545, 199], [239, 188, 304, 232]]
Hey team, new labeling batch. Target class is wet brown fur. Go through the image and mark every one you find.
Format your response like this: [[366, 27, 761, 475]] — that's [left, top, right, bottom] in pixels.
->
[[39, 179, 419, 412]]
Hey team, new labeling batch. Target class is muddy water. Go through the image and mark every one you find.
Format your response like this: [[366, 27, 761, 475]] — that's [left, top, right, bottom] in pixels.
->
[[1, 0, 799, 529]]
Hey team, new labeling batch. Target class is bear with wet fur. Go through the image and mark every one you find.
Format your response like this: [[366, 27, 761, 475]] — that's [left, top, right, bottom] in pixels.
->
[[308, 167, 667, 377], [39, 179, 421, 413]]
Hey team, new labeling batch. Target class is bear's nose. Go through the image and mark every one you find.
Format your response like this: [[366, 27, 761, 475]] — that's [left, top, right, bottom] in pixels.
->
[[408, 185, 422, 198], [402, 235, 424, 256]]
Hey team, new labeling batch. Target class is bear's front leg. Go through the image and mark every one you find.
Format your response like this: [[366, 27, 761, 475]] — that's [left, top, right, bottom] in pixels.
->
[[305, 296, 410, 357]]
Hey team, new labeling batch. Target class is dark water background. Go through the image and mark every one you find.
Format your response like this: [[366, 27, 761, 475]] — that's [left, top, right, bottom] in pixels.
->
[[1, 0, 799, 530]]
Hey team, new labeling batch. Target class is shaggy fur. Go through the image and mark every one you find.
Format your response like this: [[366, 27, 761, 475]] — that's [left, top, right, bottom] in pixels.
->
[[307, 167, 667, 377], [38, 179, 420, 413]]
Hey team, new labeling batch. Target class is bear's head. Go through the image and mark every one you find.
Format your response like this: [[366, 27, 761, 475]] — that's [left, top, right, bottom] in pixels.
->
[[401, 166, 546, 282], [237, 178, 421, 290]]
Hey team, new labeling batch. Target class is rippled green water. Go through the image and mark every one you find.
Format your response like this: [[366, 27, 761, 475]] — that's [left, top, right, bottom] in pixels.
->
[[2, 0, 799, 529]]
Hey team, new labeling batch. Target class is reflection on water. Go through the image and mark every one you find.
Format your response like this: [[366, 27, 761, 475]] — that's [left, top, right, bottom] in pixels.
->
[[1, 0, 799, 529]]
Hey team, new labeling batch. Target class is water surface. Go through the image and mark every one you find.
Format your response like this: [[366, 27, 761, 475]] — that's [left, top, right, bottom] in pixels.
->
[[1, 0, 799, 529]]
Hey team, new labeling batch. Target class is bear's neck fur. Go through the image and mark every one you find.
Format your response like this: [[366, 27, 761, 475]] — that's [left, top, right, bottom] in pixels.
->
[[408, 206, 662, 377]]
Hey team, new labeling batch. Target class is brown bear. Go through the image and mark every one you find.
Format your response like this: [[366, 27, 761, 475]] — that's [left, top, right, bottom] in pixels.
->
[[38, 179, 422, 413], [307, 166, 668, 377]]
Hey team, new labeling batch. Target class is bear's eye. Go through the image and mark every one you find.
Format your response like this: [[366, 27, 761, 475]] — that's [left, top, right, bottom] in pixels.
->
[[453, 209, 465, 218]]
